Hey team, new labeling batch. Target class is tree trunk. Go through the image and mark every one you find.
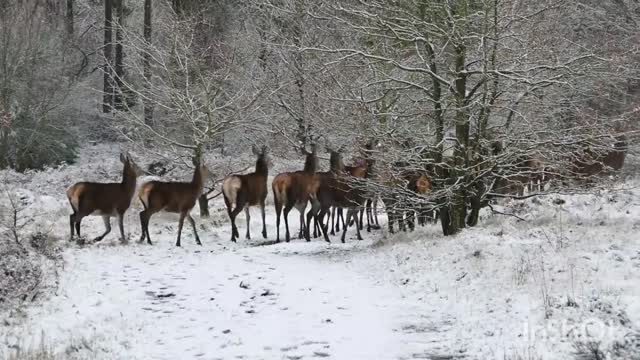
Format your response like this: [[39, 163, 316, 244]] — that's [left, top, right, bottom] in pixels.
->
[[143, 0, 153, 126], [172, 0, 182, 15], [102, 0, 113, 113], [114, 0, 125, 110], [66, 0, 73, 37], [198, 194, 210, 217], [448, 40, 470, 235]]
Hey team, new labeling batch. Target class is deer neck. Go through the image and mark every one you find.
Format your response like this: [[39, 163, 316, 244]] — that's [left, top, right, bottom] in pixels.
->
[[302, 154, 317, 173], [255, 158, 268, 177], [121, 163, 137, 196], [192, 167, 205, 195], [329, 153, 344, 174]]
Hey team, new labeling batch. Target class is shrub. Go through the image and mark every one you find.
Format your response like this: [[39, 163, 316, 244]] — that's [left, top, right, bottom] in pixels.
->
[[0, 109, 78, 171]]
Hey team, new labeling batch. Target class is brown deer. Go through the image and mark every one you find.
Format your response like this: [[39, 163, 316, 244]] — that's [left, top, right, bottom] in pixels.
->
[[66, 152, 145, 243], [376, 163, 433, 233], [330, 148, 375, 235], [272, 144, 320, 242], [336, 161, 369, 232], [222, 145, 270, 242], [306, 146, 366, 243], [405, 173, 433, 231], [138, 160, 210, 247]]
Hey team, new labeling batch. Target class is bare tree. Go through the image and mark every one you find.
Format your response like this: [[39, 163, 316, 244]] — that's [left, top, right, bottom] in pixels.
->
[[114, 5, 261, 213], [275, 0, 638, 235], [143, 0, 153, 126], [103, 0, 114, 113], [66, 0, 73, 37], [114, 0, 125, 110]]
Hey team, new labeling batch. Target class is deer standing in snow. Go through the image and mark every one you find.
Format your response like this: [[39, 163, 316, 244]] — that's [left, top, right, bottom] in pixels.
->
[[272, 144, 320, 242], [138, 160, 210, 247], [222, 145, 270, 242], [307, 146, 367, 243], [66, 152, 145, 243]]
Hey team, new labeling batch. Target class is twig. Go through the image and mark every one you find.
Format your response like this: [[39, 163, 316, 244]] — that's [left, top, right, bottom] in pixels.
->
[[487, 203, 526, 222]]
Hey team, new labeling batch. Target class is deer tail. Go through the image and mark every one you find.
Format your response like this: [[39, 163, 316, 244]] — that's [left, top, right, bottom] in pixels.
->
[[272, 179, 287, 211], [222, 176, 241, 213]]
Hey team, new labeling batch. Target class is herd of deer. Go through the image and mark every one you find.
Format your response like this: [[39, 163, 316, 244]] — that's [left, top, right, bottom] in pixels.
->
[[65, 135, 627, 247], [65, 144, 432, 247]]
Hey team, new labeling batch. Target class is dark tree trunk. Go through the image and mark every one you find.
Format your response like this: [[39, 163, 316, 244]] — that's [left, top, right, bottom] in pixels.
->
[[102, 0, 113, 113], [143, 0, 153, 126], [198, 194, 210, 217], [172, 0, 182, 15], [66, 0, 74, 37], [114, 0, 125, 110]]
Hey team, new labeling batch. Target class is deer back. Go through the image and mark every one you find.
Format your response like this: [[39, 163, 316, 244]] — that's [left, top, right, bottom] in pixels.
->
[[139, 164, 207, 213], [67, 154, 143, 216]]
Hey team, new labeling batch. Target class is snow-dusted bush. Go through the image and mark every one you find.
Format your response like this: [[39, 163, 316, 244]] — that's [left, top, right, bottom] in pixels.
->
[[2, 110, 78, 172], [0, 238, 42, 305]]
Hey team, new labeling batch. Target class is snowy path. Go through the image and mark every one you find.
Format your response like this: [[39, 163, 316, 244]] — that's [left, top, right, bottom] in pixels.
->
[[8, 224, 444, 360]]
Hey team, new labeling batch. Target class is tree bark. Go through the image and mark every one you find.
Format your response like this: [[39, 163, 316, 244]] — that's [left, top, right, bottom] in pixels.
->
[[143, 0, 153, 126], [114, 0, 125, 110], [102, 0, 113, 113], [198, 194, 210, 217], [66, 0, 73, 37]]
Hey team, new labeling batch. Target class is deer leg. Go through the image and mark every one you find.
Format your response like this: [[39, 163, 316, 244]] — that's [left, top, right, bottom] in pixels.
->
[[117, 213, 126, 243], [385, 199, 395, 234], [314, 214, 321, 238], [69, 213, 75, 240], [139, 210, 153, 244], [366, 199, 372, 232], [407, 209, 416, 231], [261, 201, 267, 239], [295, 202, 306, 240], [93, 216, 111, 242], [245, 206, 251, 240], [138, 210, 147, 244], [229, 205, 243, 242], [341, 209, 352, 243], [297, 210, 304, 239], [274, 200, 282, 243], [298, 209, 305, 239], [330, 207, 336, 235], [305, 199, 320, 242], [373, 197, 380, 228], [176, 212, 186, 247], [354, 209, 363, 240], [283, 204, 292, 242], [75, 217, 82, 238], [187, 213, 201, 245], [358, 208, 364, 230], [316, 205, 330, 243]]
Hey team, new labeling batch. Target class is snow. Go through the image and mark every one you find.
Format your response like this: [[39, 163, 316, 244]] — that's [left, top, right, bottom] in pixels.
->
[[1, 144, 639, 359]]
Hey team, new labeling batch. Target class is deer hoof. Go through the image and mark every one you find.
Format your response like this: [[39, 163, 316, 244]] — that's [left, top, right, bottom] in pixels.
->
[[262, 230, 267, 239]]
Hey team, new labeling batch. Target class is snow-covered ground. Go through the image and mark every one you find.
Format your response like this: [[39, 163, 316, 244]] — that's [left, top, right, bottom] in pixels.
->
[[1, 144, 639, 359]]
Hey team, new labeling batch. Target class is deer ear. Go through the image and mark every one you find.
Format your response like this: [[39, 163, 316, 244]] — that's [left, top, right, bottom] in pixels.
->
[[252, 144, 259, 155], [120, 153, 127, 163]]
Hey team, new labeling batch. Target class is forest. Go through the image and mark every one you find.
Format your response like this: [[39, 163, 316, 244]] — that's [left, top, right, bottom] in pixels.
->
[[0, 1, 639, 359]]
